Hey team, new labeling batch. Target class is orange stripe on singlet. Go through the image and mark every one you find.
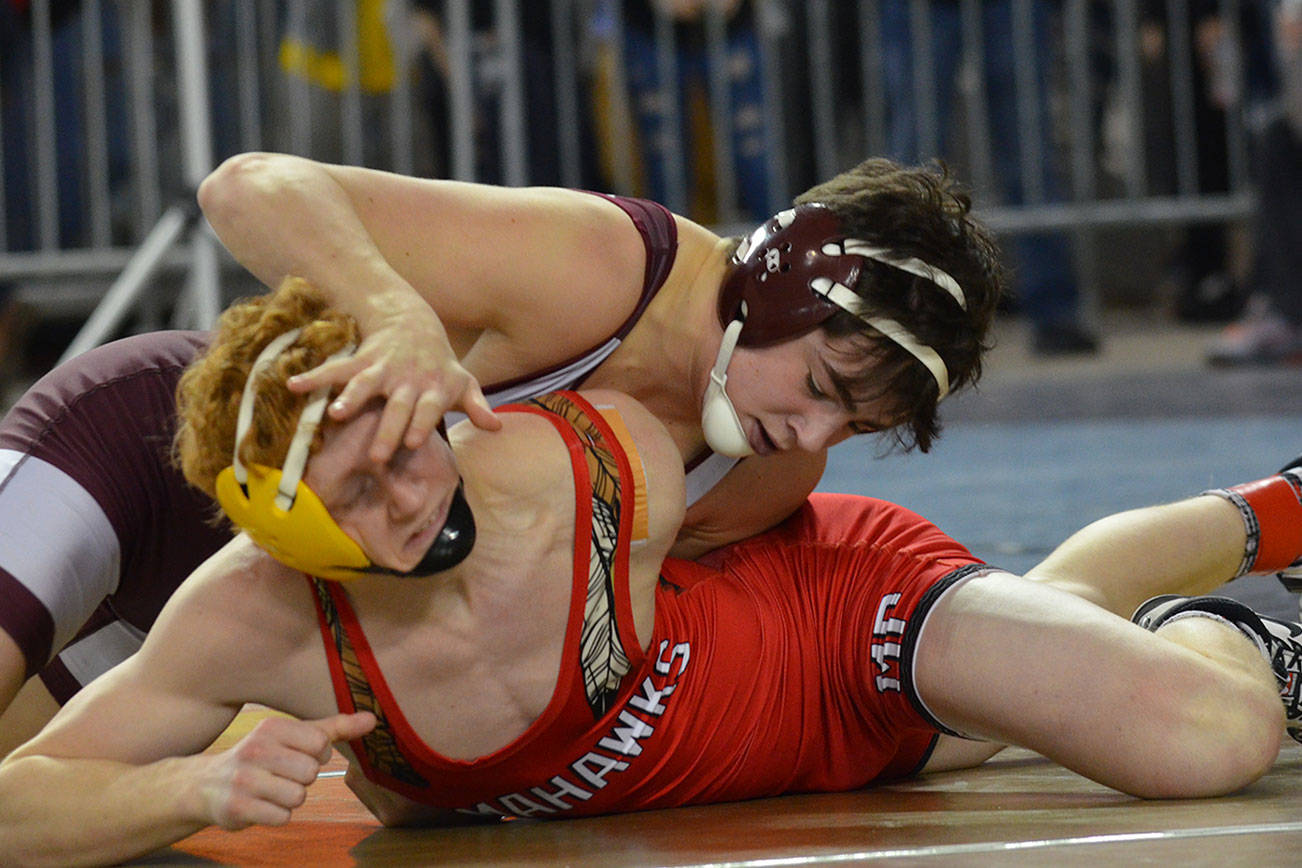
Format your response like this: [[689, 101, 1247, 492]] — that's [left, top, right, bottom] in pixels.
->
[[590, 403, 649, 543]]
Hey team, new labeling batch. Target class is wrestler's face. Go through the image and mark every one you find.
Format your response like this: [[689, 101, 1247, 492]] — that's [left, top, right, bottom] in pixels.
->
[[716, 330, 890, 455], [304, 401, 461, 573]]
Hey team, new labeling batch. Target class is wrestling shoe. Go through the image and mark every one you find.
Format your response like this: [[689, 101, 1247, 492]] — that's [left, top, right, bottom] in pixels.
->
[[1273, 461, 1302, 620], [1133, 594, 1302, 743]]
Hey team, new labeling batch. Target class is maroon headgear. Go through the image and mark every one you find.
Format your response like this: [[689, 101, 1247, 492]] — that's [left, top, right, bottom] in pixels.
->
[[701, 203, 967, 458], [717, 204, 859, 347]]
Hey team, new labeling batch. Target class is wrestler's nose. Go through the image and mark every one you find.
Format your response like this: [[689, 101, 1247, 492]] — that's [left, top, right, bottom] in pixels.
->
[[380, 451, 428, 520], [789, 407, 847, 452]]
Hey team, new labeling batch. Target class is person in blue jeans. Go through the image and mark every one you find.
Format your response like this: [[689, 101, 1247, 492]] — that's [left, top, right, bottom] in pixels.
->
[[616, 0, 770, 222], [880, 0, 1098, 355]]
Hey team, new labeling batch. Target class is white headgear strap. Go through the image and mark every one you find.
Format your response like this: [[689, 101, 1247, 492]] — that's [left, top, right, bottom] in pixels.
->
[[232, 327, 357, 509], [700, 221, 967, 456], [815, 238, 965, 399], [701, 305, 753, 457]]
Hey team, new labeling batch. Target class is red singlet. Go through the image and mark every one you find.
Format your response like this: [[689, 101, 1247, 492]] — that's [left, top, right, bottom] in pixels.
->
[[312, 393, 990, 819]]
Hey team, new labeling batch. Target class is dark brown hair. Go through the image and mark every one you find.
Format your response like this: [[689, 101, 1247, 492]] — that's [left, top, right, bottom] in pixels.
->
[[793, 157, 1006, 452]]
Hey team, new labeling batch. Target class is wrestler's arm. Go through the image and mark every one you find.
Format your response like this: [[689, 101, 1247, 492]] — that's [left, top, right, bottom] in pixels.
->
[[198, 154, 649, 456], [0, 542, 373, 867], [676, 448, 826, 559]]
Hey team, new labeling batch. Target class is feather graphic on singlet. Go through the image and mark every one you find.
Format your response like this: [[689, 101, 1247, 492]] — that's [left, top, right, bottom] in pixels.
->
[[528, 392, 634, 719], [312, 580, 429, 788], [582, 492, 631, 717]]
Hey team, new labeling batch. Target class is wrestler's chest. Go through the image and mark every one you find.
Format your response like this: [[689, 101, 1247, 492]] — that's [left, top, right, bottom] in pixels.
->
[[363, 613, 568, 760]]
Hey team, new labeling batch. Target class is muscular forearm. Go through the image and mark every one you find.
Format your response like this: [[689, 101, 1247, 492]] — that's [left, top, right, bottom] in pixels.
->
[[677, 451, 824, 560], [198, 153, 430, 332], [1025, 495, 1245, 616], [0, 753, 209, 867]]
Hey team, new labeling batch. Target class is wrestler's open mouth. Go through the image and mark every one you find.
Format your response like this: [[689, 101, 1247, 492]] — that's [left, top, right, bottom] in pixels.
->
[[750, 423, 778, 456], [407, 495, 449, 555]]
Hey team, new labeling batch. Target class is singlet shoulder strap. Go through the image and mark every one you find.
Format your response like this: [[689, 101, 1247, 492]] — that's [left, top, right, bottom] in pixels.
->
[[447, 193, 679, 419], [581, 192, 679, 341], [500, 391, 648, 718], [307, 577, 430, 788]]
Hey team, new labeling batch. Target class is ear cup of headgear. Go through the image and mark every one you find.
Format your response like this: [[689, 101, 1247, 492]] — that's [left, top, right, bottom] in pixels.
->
[[216, 462, 373, 581], [717, 204, 863, 347]]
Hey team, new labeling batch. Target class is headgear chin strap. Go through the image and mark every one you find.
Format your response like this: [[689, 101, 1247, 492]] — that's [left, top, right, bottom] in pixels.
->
[[701, 307, 752, 457], [214, 327, 476, 581], [701, 204, 967, 457]]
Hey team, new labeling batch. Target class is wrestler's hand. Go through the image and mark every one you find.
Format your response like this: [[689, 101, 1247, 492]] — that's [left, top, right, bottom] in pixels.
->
[[288, 301, 500, 463], [197, 711, 375, 830]]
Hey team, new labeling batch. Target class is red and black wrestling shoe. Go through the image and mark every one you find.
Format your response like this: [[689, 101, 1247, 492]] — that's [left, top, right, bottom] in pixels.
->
[[1134, 594, 1302, 744]]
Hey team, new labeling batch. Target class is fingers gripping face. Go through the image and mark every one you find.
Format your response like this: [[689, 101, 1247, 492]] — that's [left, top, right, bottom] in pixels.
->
[[202, 712, 375, 830], [288, 312, 500, 464]]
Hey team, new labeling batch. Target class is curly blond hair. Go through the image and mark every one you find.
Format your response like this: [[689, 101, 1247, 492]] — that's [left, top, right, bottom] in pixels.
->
[[174, 276, 359, 498]]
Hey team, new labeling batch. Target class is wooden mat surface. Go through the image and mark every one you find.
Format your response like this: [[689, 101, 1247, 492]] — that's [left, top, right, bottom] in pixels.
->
[[121, 709, 1302, 867]]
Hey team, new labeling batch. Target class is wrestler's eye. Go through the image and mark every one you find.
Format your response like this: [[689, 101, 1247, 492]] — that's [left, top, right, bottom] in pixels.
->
[[343, 474, 374, 509], [806, 373, 827, 400], [848, 420, 877, 436]]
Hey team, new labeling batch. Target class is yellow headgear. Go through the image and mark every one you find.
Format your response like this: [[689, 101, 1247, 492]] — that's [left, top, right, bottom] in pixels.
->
[[214, 328, 372, 581]]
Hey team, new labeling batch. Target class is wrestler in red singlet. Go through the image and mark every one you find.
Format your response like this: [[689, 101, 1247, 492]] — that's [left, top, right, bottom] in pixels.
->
[[315, 392, 992, 818]]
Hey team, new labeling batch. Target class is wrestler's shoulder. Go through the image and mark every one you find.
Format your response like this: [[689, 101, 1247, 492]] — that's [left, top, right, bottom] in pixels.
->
[[454, 390, 684, 530]]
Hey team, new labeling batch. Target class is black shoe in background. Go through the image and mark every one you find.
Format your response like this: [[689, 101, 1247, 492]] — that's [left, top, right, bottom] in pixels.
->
[[1031, 321, 1100, 356]]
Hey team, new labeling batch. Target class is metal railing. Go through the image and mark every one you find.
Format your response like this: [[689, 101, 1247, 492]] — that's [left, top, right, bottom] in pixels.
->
[[0, 0, 1269, 344]]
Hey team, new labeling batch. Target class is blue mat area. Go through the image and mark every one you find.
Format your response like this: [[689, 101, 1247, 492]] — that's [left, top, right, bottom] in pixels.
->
[[819, 414, 1302, 620]]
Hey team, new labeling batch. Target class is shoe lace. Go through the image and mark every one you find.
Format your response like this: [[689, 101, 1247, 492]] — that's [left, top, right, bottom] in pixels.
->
[[1267, 626, 1302, 726]]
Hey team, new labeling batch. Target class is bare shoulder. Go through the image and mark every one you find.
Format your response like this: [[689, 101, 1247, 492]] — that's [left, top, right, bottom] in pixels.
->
[[452, 185, 650, 284], [451, 390, 684, 545], [450, 407, 575, 505], [139, 536, 322, 704], [576, 388, 686, 538], [480, 189, 661, 333]]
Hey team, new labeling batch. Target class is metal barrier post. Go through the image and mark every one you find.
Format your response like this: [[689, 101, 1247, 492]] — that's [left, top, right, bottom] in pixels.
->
[[58, 0, 221, 363]]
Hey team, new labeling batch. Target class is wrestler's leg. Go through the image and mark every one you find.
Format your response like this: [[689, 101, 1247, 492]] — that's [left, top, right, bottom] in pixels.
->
[[0, 633, 23, 723], [1029, 469, 1302, 619], [0, 631, 58, 756], [919, 735, 1004, 773], [0, 668, 57, 756], [912, 571, 1281, 798], [1024, 494, 1245, 616]]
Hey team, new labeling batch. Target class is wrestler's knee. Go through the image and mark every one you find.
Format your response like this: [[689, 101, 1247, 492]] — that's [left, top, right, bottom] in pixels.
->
[[0, 676, 60, 757], [1126, 638, 1282, 799]]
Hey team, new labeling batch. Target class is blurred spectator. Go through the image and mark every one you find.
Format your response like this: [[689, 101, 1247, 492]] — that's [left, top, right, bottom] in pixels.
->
[[610, 0, 769, 222], [1207, 0, 1302, 365], [1, 0, 109, 251], [879, 0, 1098, 356], [276, 0, 398, 167], [1, 0, 114, 381], [1136, 1, 1274, 323], [409, 1, 603, 186]]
